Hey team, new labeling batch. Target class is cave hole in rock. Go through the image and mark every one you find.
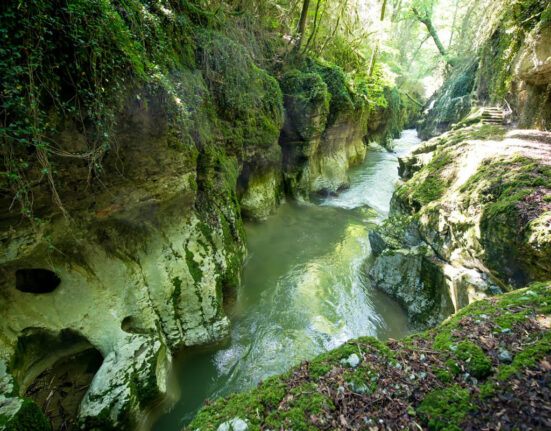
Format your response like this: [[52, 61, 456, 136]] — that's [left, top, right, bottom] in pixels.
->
[[121, 315, 153, 335], [15, 268, 61, 293], [13, 328, 103, 431], [25, 348, 103, 431]]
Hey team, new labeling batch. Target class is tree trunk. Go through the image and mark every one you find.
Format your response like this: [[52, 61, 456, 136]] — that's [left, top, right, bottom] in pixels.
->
[[448, 0, 459, 49], [412, 7, 455, 66], [369, 0, 387, 76], [302, 0, 323, 53], [368, 42, 379, 77], [380, 0, 388, 21], [296, 0, 311, 49]]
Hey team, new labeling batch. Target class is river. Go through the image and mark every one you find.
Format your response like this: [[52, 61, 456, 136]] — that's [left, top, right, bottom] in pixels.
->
[[153, 129, 421, 430]]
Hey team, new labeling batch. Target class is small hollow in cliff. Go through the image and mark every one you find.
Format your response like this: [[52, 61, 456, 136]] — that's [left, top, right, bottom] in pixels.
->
[[15, 268, 61, 294], [25, 348, 103, 431], [13, 328, 104, 430]]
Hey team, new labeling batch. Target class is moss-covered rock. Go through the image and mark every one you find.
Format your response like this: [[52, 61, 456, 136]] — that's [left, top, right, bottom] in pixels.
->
[[369, 124, 551, 327], [279, 61, 369, 199], [188, 283, 551, 430]]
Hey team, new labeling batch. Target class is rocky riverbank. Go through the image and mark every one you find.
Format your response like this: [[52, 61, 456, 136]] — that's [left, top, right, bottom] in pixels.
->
[[368, 124, 551, 328], [188, 282, 551, 430]]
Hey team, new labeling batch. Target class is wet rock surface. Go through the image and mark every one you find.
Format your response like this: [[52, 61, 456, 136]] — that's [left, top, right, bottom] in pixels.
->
[[368, 125, 551, 328]]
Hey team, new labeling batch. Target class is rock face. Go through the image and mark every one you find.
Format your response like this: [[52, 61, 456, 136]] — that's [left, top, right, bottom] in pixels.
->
[[279, 65, 369, 199], [418, 2, 551, 140], [281, 109, 368, 199], [0, 29, 385, 431], [369, 124, 551, 328], [512, 25, 551, 130], [0, 85, 247, 429]]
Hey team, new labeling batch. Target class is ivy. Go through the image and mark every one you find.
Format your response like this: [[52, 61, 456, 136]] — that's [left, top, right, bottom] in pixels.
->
[[0, 0, 196, 219]]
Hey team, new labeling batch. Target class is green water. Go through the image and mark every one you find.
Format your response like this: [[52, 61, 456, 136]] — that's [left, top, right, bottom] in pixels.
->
[[153, 130, 421, 430]]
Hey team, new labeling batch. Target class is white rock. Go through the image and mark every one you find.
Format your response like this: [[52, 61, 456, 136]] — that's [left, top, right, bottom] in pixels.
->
[[217, 417, 248, 431]]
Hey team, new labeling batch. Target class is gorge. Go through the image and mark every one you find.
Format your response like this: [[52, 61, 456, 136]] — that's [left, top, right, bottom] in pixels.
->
[[0, 0, 550, 430]]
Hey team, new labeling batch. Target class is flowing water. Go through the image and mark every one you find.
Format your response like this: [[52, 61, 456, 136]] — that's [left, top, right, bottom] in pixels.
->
[[153, 129, 421, 430]]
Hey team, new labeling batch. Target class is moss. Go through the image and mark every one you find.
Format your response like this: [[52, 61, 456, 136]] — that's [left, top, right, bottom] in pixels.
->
[[171, 277, 182, 309], [256, 376, 287, 408], [0, 399, 51, 431], [497, 331, 551, 380], [185, 250, 203, 284], [131, 346, 165, 408], [188, 376, 287, 430], [445, 358, 461, 375], [307, 343, 358, 379], [280, 70, 330, 108], [304, 57, 355, 122], [455, 154, 551, 283], [396, 148, 454, 210], [418, 385, 475, 430], [357, 336, 394, 358], [343, 366, 378, 394], [479, 382, 496, 399], [454, 342, 492, 379], [264, 388, 334, 431], [196, 30, 283, 149], [435, 368, 453, 383], [307, 337, 390, 379]]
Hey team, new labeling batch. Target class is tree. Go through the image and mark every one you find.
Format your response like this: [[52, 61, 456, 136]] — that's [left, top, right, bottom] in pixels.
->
[[368, 0, 387, 76], [296, 0, 311, 49], [411, 5, 456, 67]]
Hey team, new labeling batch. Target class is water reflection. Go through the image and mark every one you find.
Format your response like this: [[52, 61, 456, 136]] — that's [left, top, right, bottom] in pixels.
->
[[153, 130, 421, 430]]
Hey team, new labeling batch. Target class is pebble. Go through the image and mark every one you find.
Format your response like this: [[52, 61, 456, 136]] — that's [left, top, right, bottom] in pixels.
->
[[217, 418, 248, 431], [341, 353, 360, 368], [489, 285, 502, 294], [498, 348, 513, 363]]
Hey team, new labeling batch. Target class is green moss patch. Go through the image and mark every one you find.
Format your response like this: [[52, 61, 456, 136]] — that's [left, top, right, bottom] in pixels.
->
[[419, 385, 474, 430], [454, 342, 492, 378]]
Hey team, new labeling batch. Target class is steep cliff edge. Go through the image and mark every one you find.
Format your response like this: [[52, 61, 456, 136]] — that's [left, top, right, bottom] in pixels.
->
[[368, 124, 551, 327]]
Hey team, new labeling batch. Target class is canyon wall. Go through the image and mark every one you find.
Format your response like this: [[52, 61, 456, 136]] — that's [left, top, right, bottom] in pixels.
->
[[0, 14, 414, 431]]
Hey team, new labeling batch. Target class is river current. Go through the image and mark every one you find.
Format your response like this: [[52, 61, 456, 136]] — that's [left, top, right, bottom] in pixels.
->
[[153, 129, 422, 430]]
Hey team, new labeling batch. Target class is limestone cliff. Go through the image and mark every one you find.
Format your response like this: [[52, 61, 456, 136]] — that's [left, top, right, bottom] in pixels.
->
[[368, 124, 551, 327], [0, 9, 407, 431]]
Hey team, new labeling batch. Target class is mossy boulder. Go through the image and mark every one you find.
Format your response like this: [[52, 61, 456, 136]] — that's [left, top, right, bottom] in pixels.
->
[[188, 283, 551, 430], [369, 124, 551, 327], [279, 60, 369, 199], [280, 69, 330, 142]]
